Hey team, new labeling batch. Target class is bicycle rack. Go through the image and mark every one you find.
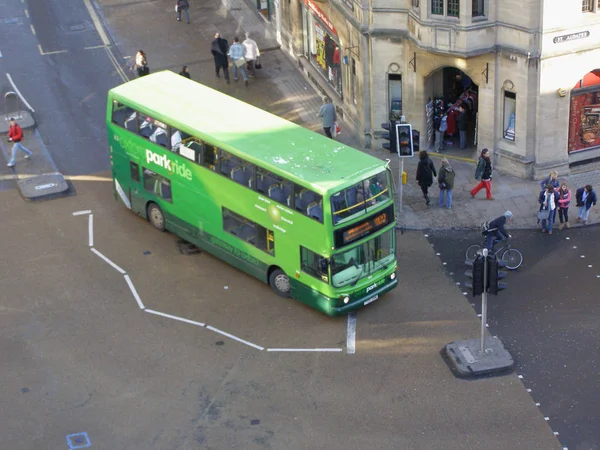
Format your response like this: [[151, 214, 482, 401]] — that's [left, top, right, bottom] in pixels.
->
[[4, 91, 23, 121]]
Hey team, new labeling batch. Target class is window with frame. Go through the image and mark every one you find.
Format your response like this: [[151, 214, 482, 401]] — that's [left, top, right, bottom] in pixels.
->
[[472, 0, 484, 16], [582, 0, 595, 12], [300, 246, 329, 283], [143, 168, 172, 202], [130, 161, 140, 182], [223, 208, 274, 255], [503, 91, 516, 141], [447, 0, 459, 16], [431, 0, 443, 14]]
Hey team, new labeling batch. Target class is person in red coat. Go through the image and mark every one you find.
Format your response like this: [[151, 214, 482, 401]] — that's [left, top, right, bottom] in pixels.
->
[[6, 118, 33, 167]]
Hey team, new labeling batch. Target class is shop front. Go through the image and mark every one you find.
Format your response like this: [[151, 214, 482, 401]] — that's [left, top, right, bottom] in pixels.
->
[[568, 69, 600, 155], [301, 0, 342, 96]]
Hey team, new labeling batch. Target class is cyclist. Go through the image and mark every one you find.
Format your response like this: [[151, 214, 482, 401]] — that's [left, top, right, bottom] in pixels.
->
[[484, 211, 513, 250]]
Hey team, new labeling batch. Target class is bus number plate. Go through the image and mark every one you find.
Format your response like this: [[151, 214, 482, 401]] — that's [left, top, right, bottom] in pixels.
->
[[364, 295, 378, 306]]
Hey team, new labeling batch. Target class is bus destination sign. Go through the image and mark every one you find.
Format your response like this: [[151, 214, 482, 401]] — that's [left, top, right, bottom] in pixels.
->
[[335, 205, 394, 248]]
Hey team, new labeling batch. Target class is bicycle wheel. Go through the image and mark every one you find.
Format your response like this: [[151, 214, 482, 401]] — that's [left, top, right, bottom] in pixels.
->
[[465, 244, 483, 261], [501, 248, 523, 270]]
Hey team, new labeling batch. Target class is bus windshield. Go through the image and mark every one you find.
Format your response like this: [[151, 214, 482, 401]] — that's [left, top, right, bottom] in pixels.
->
[[330, 229, 395, 288], [331, 170, 391, 225]]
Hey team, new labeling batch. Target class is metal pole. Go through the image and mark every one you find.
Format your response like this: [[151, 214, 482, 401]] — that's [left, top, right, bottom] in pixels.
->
[[481, 248, 488, 353], [398, 158, 404, 212]]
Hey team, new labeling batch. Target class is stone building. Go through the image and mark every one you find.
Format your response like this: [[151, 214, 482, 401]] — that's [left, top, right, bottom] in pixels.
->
[[270, 0, 600, 179]]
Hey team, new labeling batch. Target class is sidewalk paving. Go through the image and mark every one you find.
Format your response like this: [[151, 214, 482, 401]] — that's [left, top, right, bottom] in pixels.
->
[[95, 0, 600, 233]]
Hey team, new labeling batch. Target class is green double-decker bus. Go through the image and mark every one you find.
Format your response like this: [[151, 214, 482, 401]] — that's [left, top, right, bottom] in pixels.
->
[[106, 71, 398, 316]]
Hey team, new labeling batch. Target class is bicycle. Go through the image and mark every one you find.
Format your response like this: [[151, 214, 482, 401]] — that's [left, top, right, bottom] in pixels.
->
[[465, 239, 523, 270]]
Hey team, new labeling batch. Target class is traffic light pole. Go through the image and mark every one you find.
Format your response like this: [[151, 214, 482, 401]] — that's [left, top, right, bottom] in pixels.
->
[[398, 158, 404, 212], [480, 248, 488, 353]]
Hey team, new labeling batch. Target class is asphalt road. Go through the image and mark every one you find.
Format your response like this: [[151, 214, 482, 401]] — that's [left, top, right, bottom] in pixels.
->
[[427, 226, 600, 450]]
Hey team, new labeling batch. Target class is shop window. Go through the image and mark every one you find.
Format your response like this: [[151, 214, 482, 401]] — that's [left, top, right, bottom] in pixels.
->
[[472, 0, 484, 17], [582, 0, 596, 12], [304, 15, 342, 95], [503, 92, 516, 141], [447, 0, 459, 16]]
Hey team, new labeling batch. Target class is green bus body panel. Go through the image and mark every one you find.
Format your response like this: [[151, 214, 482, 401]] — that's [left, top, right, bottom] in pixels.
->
[[107, 72, 398, 316]]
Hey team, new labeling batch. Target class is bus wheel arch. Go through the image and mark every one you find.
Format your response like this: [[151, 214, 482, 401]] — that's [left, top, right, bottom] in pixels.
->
[[268, 266, 291, 298], [147, 202, 166, 232]]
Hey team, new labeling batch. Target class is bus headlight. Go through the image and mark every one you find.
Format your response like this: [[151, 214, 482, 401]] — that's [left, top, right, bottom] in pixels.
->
[[390, 272, 396, 280], [343, 296, 350, 304]]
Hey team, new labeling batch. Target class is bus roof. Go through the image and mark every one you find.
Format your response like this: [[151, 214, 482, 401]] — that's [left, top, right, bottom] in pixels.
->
[[108, 71, 387, 194]]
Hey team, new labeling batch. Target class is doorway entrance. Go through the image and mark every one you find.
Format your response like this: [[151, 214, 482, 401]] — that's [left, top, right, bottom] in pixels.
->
[[425, 67, 479, 159]]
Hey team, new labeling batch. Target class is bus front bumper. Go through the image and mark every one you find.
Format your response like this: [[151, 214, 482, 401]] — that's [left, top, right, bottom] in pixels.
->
[[331, 278, 398, 316]]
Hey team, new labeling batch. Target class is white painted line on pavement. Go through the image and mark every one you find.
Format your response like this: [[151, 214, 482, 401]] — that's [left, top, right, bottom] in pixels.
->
[[6, 73, 35, 112], [124, 274, 145, 310], [24, 9, 29, 18], [72, 210, 92, 216], [90, 247, 126, 274], [0, 51, 2, 58], [88, 214, 94, 247], [347, 311, 356, 354], [82, 0, 110, 46], [37, 45, 68, 56], [84, 45, 107, 50], [206, 325, 264, 350], [30, 24, 36, 35], [267, 348, 343, 352], [145, 309, 205, 327]]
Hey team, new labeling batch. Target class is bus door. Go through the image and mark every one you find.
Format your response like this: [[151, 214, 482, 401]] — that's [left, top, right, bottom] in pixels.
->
[[128, 161, 146, 215]]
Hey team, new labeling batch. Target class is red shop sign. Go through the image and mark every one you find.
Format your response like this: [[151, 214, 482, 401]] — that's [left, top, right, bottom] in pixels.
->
[[303, 0, 337, 36]]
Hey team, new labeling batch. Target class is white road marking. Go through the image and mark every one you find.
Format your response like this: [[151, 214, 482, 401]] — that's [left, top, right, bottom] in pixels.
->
[[88, 214, 94, 247], [84, 45, 107, 50], [72, 210, 92, 216], [30, 24, 36, 35], [346, 311, 356, 354], [6, 73, 35, 112], [206, 325, 264, 350], [124, 275, 145, 310], [37, 45, 68, 55], [82, 0, 110, 46], [24, 9, 29, 18], [90, 247, 126, 274], [145, 309, 204, 327], [0, 51, 2, 58], [267, 348, 343, 352]]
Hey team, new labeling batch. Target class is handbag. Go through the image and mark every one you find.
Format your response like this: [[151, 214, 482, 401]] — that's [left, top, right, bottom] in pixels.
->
[[234, 57, 246, 68], [255, 57, 262, 70], [537, 209, 550, 221], [439, 182, 447, 189]]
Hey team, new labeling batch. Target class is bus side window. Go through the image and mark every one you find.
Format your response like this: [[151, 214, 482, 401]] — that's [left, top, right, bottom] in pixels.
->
[[180, 136, 202, 162], [169, 127, 182, 153], [143, 168, 172, 202], [149, 120, 168, 147], [130, 162, 140, 182], [222, 207, 274, 255], [112, 102, 135, 129], [202, 143, 218, 170], [300, 247, 328, 282]]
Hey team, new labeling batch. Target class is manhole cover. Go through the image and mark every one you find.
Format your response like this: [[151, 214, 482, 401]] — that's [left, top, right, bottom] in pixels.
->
[[62, 21, 94, 33]]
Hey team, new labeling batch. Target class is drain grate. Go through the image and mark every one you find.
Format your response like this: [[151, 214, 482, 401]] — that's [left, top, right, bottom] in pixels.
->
[[62, 21, 94, 33]]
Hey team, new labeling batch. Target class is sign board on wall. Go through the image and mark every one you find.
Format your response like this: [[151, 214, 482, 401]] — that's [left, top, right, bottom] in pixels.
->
[[553, 31, 590, 44]]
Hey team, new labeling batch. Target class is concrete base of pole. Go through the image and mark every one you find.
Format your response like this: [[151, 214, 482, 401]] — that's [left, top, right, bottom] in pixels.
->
[[442, 336, 514, 378]]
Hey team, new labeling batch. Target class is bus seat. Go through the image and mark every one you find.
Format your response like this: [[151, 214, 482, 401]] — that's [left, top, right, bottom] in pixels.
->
[[140, 125, 154, 138], [301, 189, 316, 207], [287, 195, 292, 207], [347, 186, 357, 206], [231, 167, 246, 185], [227, 225, 239, 235], [307, 202, 322, 221], [160, 182, 171, 200], [268, 184, 286, 203], [155, 133, 168, 148], [237, 224, 254, 241]]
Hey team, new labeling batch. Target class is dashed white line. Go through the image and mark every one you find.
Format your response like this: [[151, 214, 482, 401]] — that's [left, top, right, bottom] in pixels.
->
[[72, 210, 92, 216], [145, 309, 205, 327], [347, 311, 356, 354], [88, 214, 94, 247], [24, 9, 29, 18], [6, 73, 35, 112], [124, 275, 145, 310], [267, 348, 343, 352], [84, 45, 107, 50], [30, 24, 36, 35], [90, 247, 126, 274], [37, 45, 68, 56], [206, 325, 264, 350]]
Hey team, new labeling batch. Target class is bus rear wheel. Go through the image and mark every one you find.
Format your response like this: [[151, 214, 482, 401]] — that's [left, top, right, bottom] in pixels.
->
[[147, 202, 166, 231], [269, 269, 291, 298]]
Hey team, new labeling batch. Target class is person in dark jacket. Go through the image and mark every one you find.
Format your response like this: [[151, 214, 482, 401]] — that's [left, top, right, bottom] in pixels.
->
[[210, 33, 230, 83], [176, 0, 190, 23], [484, 211, 513, 250], [539, 170, 559, 190], [457, 106, 468, 149], [179, 65, 191, 79], [470, 148, 493, 200], [575, 184, 598, 225], [415, 150, 437, 206], [437, 158, 455, 209]]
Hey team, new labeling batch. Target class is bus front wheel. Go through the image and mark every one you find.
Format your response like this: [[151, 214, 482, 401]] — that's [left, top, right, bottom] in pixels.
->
[[269, 269, 291, 298], [147, 202, 166, 231]]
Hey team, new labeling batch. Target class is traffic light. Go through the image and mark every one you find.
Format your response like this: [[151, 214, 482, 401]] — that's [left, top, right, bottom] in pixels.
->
[[487, 254, 507, 295], [381, 121, 398, 153], [465, 253, 485, 296], [397, 124, 414, 157]]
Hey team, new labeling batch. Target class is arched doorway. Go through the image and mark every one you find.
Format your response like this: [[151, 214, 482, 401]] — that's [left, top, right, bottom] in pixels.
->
[[424, 67, 479, 156], [568, 69, 600, 154]]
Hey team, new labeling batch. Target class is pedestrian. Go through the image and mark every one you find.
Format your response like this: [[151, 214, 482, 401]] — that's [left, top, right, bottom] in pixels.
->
[[457, 106, 467, 149], [179, 65, 191, 79], [210, 33, 230, 84], [540, 185, 556, 234], [437, 158, 455, 209], [539, 170, 559, 190], [6, 118, 33, 167], [434, 113, 446, 153], [470, 148, 493, 200], [575, 184, 598, 225], [228, 37, 249, 86], [175, 0, 190, 23], [416, 150, 437, 206], [133, 50, 149, 77], [317, 96, 336, 139], [557, 182, 571, 230], [243, 32, 260, 78]]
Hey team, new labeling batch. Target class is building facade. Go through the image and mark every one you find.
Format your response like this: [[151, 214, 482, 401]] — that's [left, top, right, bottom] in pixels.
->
[[276, 0, 600, 179]]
